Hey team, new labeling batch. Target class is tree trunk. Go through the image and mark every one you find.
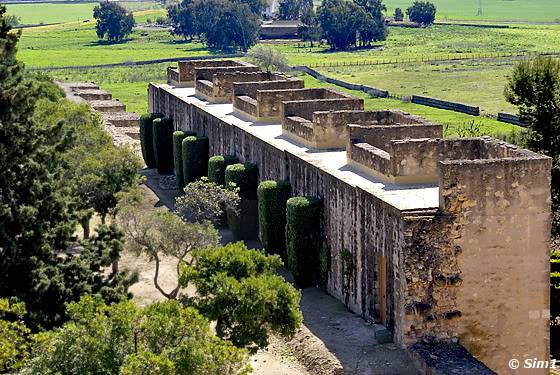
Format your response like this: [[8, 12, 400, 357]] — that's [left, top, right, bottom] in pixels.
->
[[112, 260, 119, 274], [81, 217, 90, 239]]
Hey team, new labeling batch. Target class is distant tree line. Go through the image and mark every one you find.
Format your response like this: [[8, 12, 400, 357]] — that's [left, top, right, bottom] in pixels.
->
[[167, 0, 265, 51]]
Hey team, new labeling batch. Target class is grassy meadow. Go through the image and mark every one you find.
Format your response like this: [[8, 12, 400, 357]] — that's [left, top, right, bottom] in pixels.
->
[[382, 0, 560, 23], [7, 2, 163, 25]]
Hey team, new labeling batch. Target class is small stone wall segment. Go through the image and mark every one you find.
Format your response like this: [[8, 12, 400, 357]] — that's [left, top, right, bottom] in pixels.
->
[[256, 88, 355, 121], [74, 89, 112, 101], [89, 100, 126, 113], [232, 79, 305, 120], [212, 71, 287, 102], [193, 65, 260, 83], [408, 342, 496, 375], [411, 95, 480, 116], [438, 142, 551, 375], [102, 112, 140, 128], [177, 59, 247, 82], [67, 82, 99, 90], [497, 112, 526, 127]]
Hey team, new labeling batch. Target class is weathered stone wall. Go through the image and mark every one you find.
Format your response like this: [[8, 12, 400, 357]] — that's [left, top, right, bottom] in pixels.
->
[[281, 98, 364, 123], [213, 71, 286, 101], [256, 88, 353, 120], [178, 59, 246, 82], [348, 123, 443, 151], [233, 78, 305, 99], [439, 156, 551, 374], [194, 65, 260, 82], [149, 83, 408, 337], [148, 83, 551, 373]]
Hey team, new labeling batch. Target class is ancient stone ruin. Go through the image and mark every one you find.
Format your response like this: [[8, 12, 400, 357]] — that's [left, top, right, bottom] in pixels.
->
[[59, 82, 141, 145], [150, 59, 551, 374]]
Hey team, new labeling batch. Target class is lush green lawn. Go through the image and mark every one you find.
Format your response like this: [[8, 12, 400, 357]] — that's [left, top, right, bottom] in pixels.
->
[[275, 24, 560, 66], [7, 2, 163, 25], [18, 21, 211, 68], [382, 0, 560, 23], [317, 59, 518, 115]]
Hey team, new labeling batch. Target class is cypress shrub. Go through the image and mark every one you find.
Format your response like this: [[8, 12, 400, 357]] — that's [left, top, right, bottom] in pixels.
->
[[257, 180, 291, 259], [140, 112, 163, 168], [224, 163, 259, 199], [286, 196, 322, 287], [208, 155, 238, 186], [182, 136, 209, 184], [173, 130, 196, 189], [152, 117, 174, 174], [225, 162, 260, 240]]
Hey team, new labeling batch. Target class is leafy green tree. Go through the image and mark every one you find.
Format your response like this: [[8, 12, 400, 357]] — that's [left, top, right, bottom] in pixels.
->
[[279, 0, 313, 20], [318, 0, 384, 50], [247, 45, 290, 72], [394, 7, 403, 21], [180, 242, 303, 352], [118, 195, 220, 299], [171, 0, 261, 51], [4, 13, 20, 27], [0, 9, 136, 330], [505, 57, 560, 236], [0, 299, 30, 372], [354, 0, 387, 46], [297, 9, 322, 47], [175, 177, 240, 226], [93, 1, 135, 42], [22, 296, 251, 375], [168, 0, 196, 41], [0, 5, 76, 329], [406, 1, 436, 25]]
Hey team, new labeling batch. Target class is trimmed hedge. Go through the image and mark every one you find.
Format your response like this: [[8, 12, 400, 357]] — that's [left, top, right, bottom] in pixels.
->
[[224, 163, 259, 199], [152, 117, 174, 174], [286, 196, 322, 287], [257, 180, 291, 259], [173, 130, 196, 189], [182, 136, 209, 184], [225, 162, 260, 240], [140, 112, 163, 168], [208, 155, 238, 186]]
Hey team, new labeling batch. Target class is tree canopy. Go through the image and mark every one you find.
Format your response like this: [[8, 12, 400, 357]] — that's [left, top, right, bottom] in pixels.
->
[[168, 0, 262, 51], [317, 0, 387, 50], [505, 57, 560, 237], [406, 1, 436, 25], [22, 296, 251, 375], [93, 1, 135, 42]]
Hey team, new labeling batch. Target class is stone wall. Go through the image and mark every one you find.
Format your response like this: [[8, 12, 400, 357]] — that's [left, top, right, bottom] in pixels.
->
[[148, 82, 551, 374], [233, 78, 305, 99], [194, 65, 260, 82], [439, 155, 551, 374], [213, 71, 287, 101], [177, 59, 247, 82]]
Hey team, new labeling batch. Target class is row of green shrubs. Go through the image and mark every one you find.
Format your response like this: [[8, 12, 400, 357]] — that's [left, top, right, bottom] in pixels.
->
[[140, 113, 324, 288]]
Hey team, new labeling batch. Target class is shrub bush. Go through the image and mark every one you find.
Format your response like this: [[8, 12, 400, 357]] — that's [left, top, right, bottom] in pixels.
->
[[173, 130, 196, 189], [224, 163, 259, 200], [286, 196, 322, 287], [208, 155, 238, 186], [257, 180, 291, 259], [182, 136, 209, 184], [152, 117, 174, 174], [225, 163, 260, 240], [140, 112, 163, 168]]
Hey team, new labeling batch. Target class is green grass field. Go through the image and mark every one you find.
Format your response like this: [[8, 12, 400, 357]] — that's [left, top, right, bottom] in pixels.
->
[[383, 0, 560, 23], [6, 2, 163, 25]]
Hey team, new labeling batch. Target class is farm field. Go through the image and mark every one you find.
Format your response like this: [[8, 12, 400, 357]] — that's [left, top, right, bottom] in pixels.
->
[[6, 1, 163, 25], [383, 0, 560, 23]]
